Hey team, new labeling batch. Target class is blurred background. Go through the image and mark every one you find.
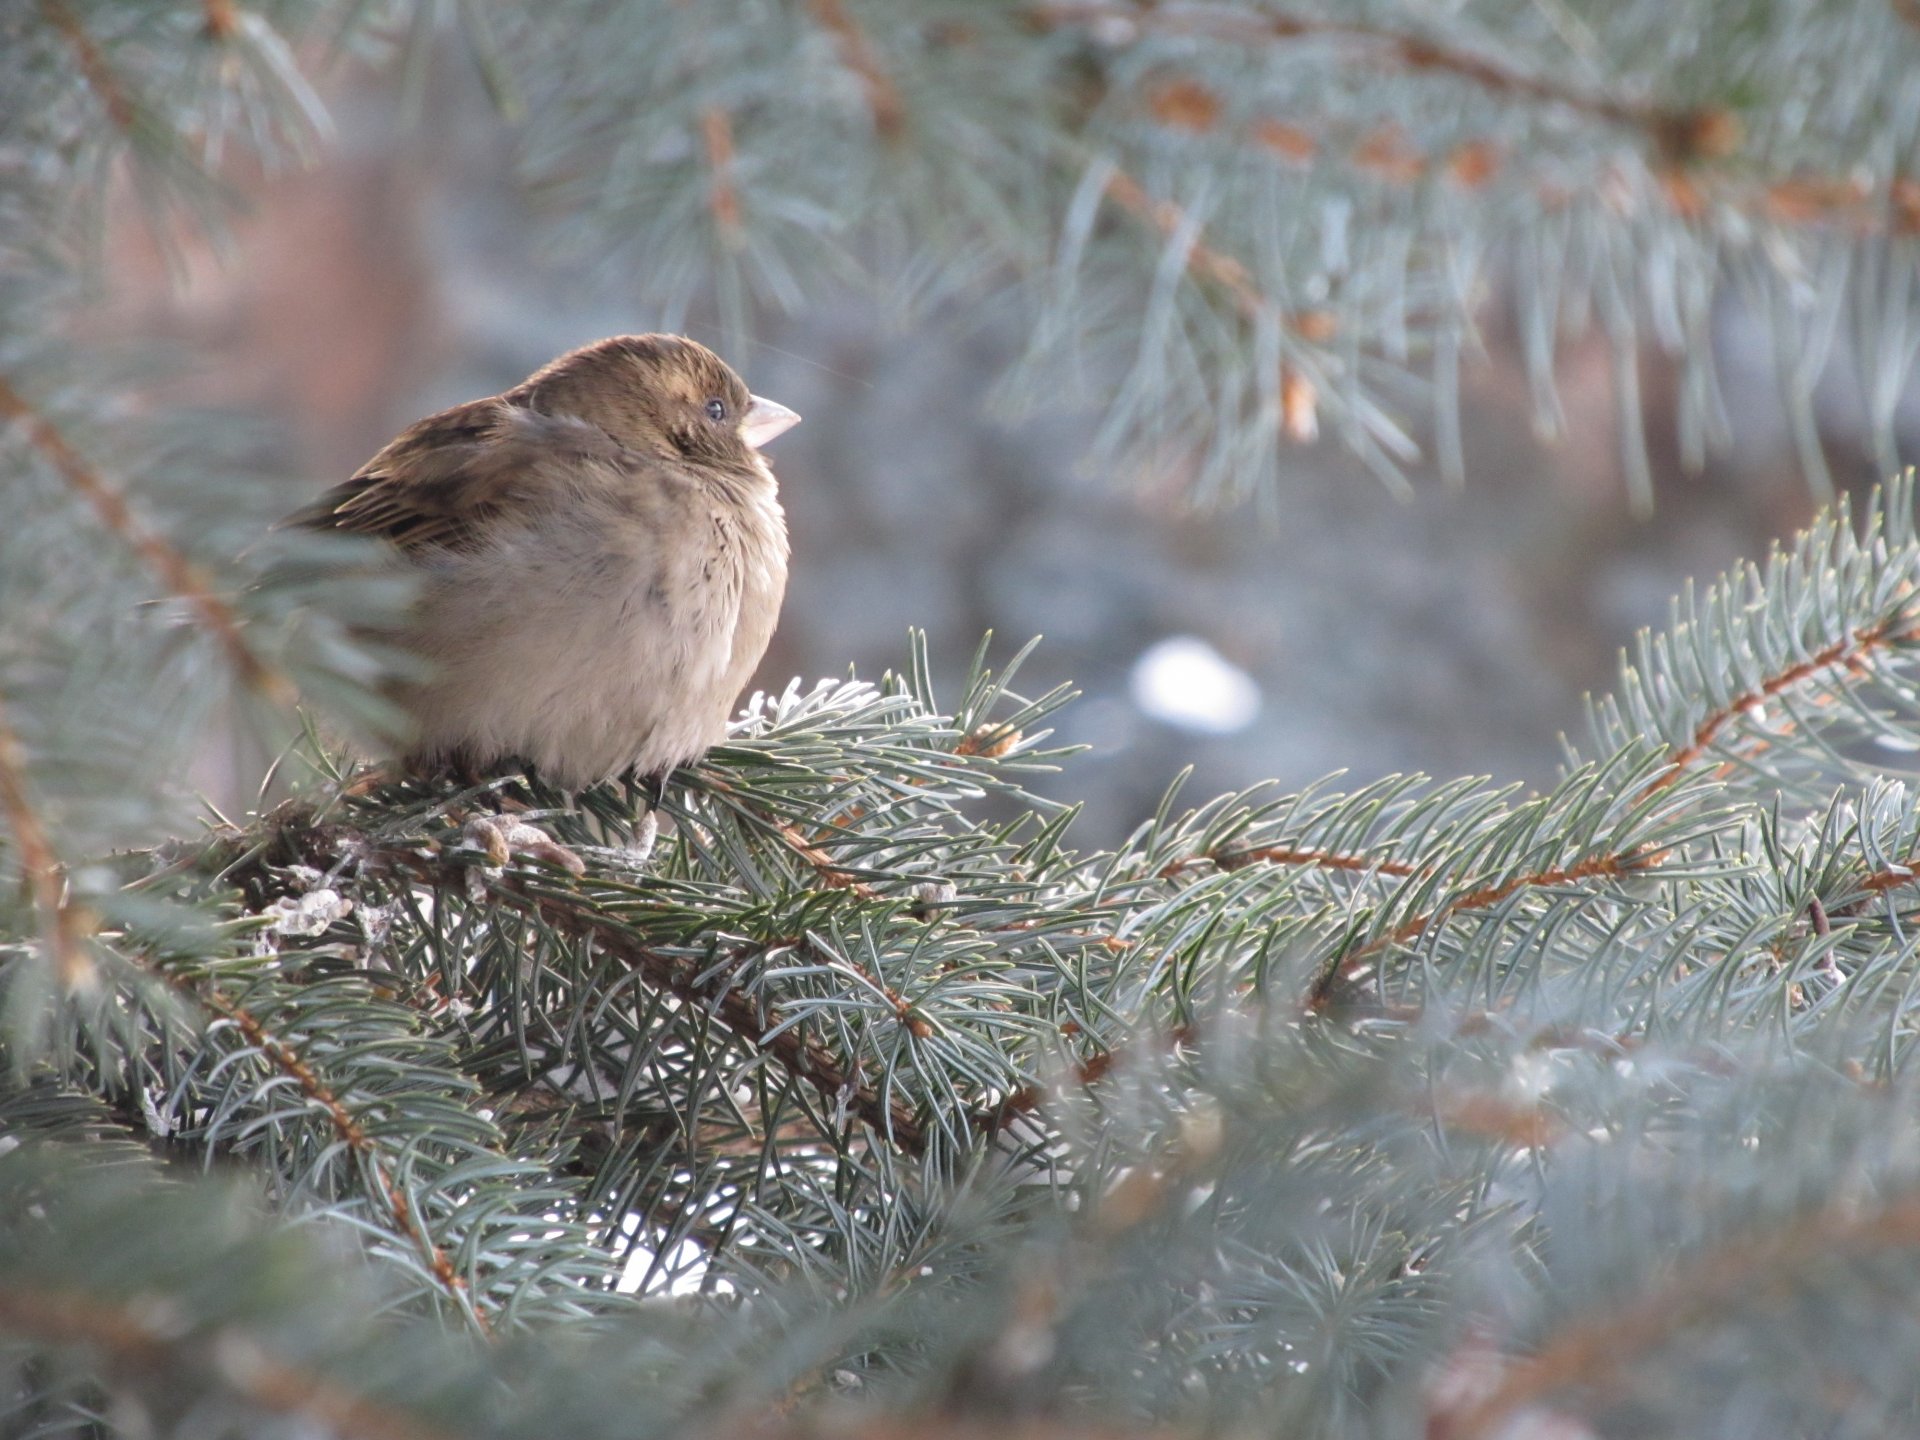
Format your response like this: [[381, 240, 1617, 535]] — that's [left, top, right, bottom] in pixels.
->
[[99, 55, 1905, 842]]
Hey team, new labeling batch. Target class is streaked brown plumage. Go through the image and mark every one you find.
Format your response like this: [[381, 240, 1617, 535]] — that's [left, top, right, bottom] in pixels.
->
[[290, 333, 799, 791]]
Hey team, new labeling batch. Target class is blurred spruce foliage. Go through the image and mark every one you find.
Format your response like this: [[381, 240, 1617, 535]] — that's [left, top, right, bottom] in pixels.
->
[[9, 5, 1920, 1437]]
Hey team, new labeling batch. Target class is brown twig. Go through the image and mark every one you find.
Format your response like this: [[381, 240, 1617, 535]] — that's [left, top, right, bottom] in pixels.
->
[[491, 878, 926, 1150], [1445, 1185, 1920, 1437], [192, 985, 493, 1335], [1142, 64, 1916, 248], [299, 805, 926, 1150], [776, 820, 880, 899], [1433, 1090, 1561, 1148], [40, 0, 136, 131], [201, 0, 241, 39], [1101, 167, 1341, 362], [0, 691, 93, 990], [0, 375, 292, 703], [700, 106, 744, 247], [0, 1285, 455, 1440], [1036, 2, 1725, 158], [235, 804, 928, 1154], [1310, 849, 1666, 1006], [982, 1021, 1198, 1136], [954, 722, 1023, 758], [1644, 615, 1920, 795], [1057, 4, 1920, 243], [807, 0, 907, 141], [1101, 167, 1270, 324], [1861, 862, 1920, 894], [1160, 843, 1422, 881]]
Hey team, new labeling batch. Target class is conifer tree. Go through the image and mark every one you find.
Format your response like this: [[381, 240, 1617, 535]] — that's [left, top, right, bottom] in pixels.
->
[[8, 4, 1920, 1437]]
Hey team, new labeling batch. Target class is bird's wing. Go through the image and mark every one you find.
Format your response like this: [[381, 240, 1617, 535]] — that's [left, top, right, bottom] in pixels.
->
[[285, 398, 632, 555]]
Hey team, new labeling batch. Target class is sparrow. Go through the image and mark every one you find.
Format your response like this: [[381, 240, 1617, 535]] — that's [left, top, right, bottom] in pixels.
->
[[288, 334, 800, 845]]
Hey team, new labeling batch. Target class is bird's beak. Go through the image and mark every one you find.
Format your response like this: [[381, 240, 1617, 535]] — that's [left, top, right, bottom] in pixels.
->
[[742, 395, 801, 450]]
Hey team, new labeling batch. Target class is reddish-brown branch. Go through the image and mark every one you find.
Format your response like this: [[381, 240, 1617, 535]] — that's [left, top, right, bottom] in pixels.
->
[[1102, 168, 1340, 354], [0, 691, 92, 990], [1058, 5, 1920, 241], [1161, 844, 1423, 880], [776, 820, 880, 899], [1433, 1090, 1561, 1148], [700, 106, 744, 247], [982, 1022, 1197, 1135], [1311, 849, 1666, 1006], [194, 986, 492, 1335], [250, 810, 925, 1151], [1102, 167, 1268, 324], [500, 880, 926, 1149], [1861, 861, 1920, 894], [1036, 2, 1721, 156], [807, 0, 907, 141], [1620, 162, 1920, 238], [1157, 70, 1914, 242], [1645, 615, 1920, 794], [41, 0, 136, 131], [954, 722, 1023, 758], [1445, 1187, 1920, 1437], [0, 1285, 454, 1440], [202, 0, 240, 39], [0, 375, 291, 703]]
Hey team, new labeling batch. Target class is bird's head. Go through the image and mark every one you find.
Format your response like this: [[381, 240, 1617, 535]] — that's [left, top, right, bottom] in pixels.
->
[[518, 333, 800, 471]]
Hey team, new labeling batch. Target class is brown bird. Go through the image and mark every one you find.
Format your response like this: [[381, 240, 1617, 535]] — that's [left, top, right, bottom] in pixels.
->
[[290, 334, 799, 815]]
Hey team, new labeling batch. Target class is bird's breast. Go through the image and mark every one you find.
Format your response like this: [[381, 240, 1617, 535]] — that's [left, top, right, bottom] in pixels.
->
[[399, 470, 787, 787]]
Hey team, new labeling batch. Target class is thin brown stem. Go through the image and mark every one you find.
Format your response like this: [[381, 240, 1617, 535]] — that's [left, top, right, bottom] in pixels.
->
[[0, 375, 292, 702], [41, 0, 136, 132], [1036, 2, 1724, 157], [1101, 168, 1341, 352], [1161, 844, 1422, 880], [1446, 1186, 1920, 1437], [191, 984, 493, 1335], [807, 0, 907, 141], [1645, 615, 1920, 795], [202, 0, 241, 39], [982, 1021, 1198, 1136], [1310, 848, 1667, 1006], [1102, 168, 1267, 324], [0, 691, 92, 989], [492, 878, 926, 1149], [700, 105, 744, 247], [775, 820, 880, 899], [0, 1284, 455, 1440]]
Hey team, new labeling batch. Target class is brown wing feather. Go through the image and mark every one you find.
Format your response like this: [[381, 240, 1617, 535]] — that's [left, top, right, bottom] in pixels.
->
[[286, 397, 631, 555]]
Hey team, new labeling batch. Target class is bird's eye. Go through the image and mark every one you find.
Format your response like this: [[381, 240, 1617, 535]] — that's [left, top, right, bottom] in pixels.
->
[[704, 398, 727, 423]]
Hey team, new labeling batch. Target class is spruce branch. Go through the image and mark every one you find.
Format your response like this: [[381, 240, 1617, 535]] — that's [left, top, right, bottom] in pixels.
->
[[188, 980, 496, 1335], [806, 0, 908, 143], [0, 1283, 456, 1440], [200, 0, 239, 41], [1037, 1, 1730, 151], [0, 690, 92, 992], [1645, 612, 1920, 795], [1449, 1174, 1920, 1438], [40, 0, 138, 135], [700, 105, 744, 249], [475, 866, 930, 1153], [1588, 475, 1920, 798], [0, 373, 292, 705], [1310, 839, 1675, 1008]]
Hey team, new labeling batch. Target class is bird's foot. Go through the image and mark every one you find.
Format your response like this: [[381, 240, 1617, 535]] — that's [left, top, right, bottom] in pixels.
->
[[575, 810, 659, 873], [459, 813, 587, 898]]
